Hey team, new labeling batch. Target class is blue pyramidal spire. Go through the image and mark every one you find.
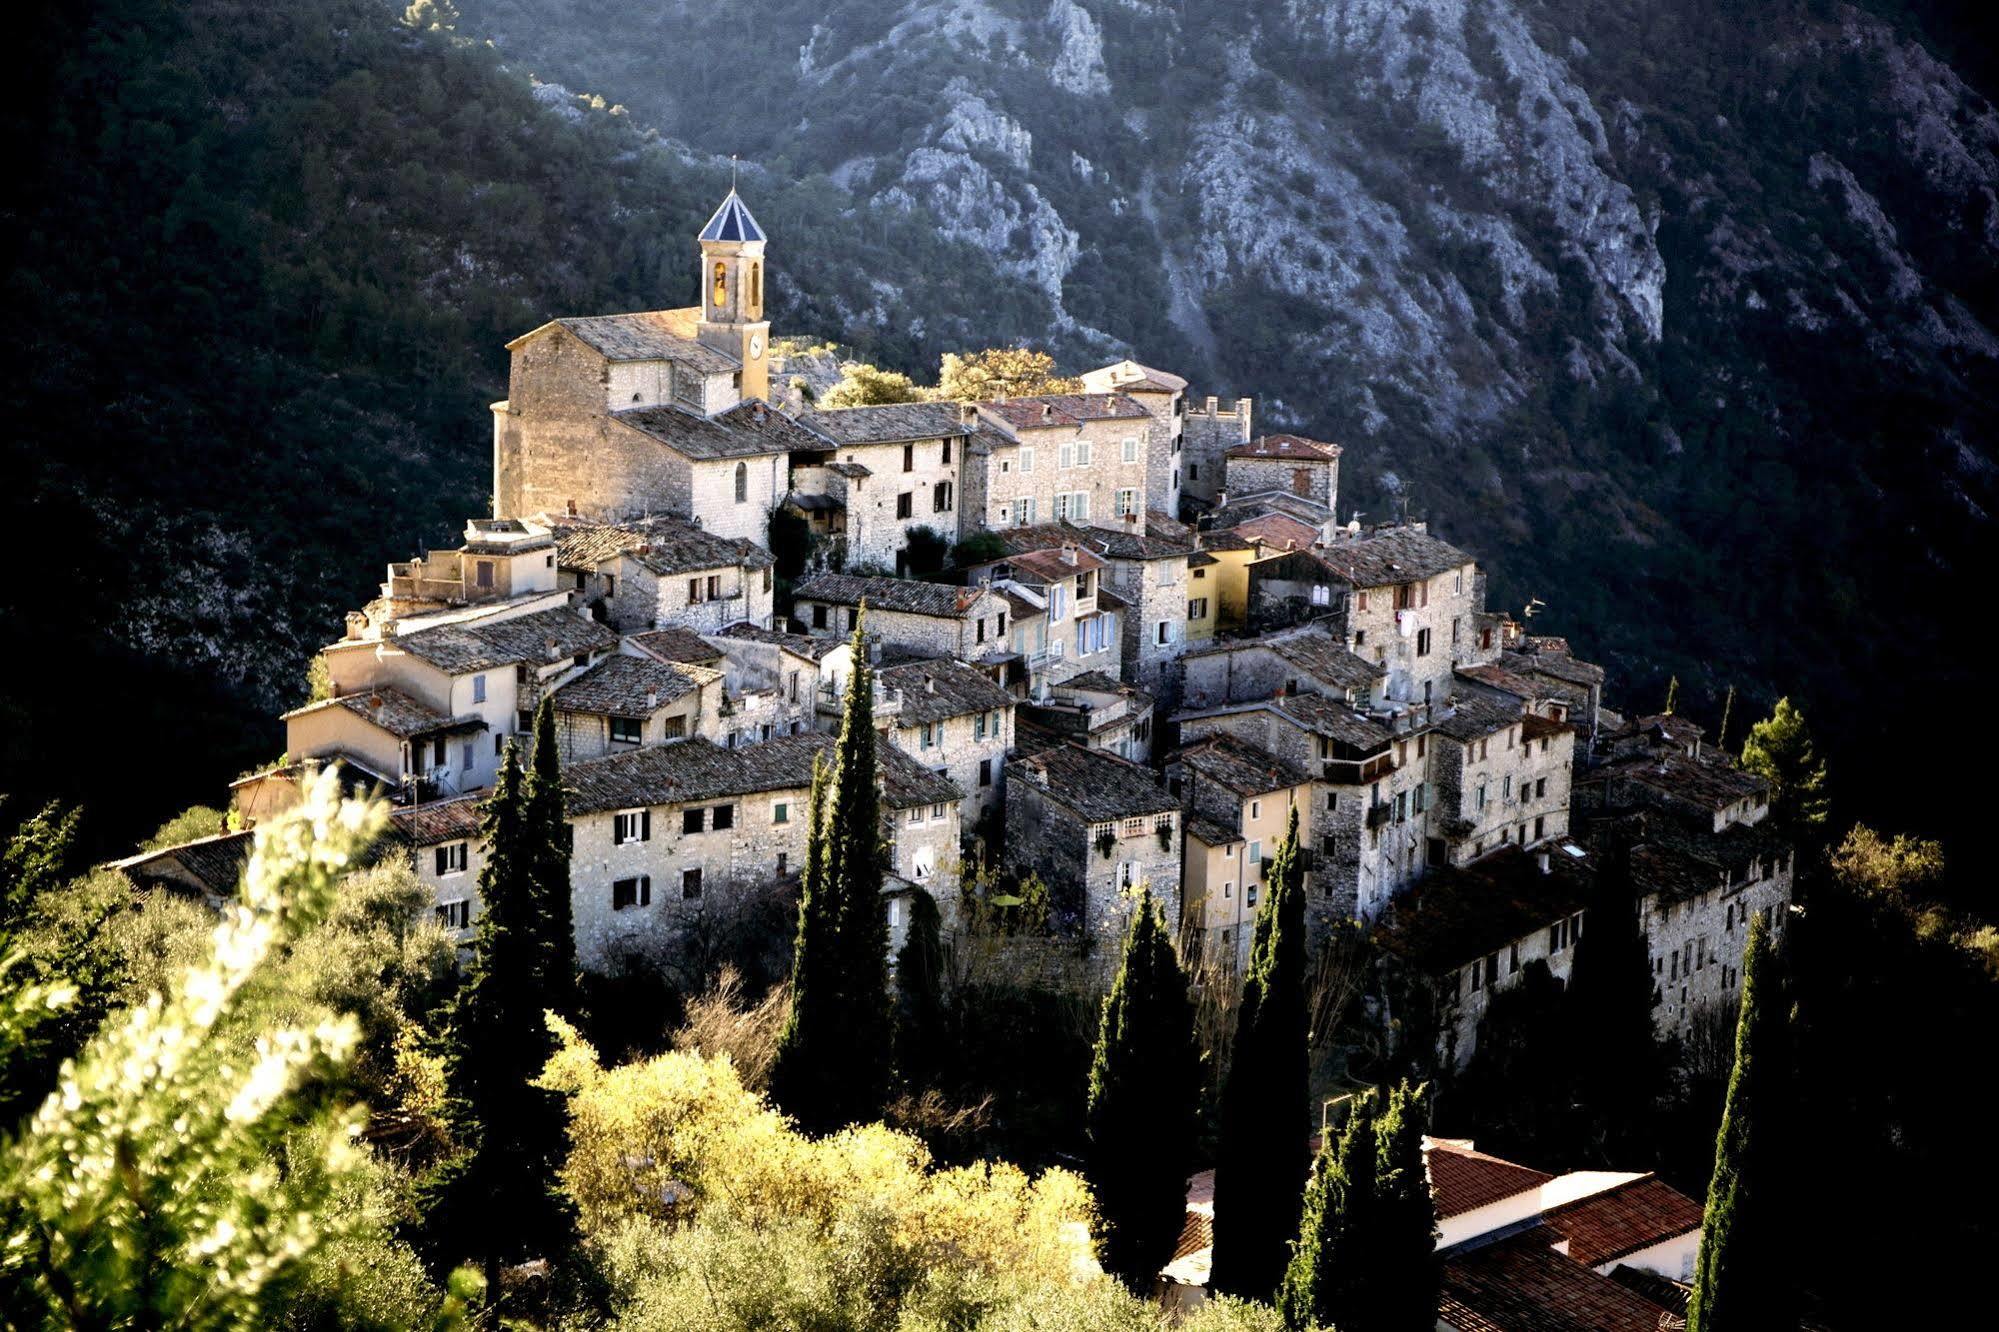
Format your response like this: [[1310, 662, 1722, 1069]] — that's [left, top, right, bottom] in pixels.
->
[[699, 190, 766, 244]]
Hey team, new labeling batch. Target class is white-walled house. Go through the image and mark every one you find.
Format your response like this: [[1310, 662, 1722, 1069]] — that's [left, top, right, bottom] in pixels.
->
[[549, 653, 727, 759], [790, 402, 970, 570], [552, 514, 776, 634]]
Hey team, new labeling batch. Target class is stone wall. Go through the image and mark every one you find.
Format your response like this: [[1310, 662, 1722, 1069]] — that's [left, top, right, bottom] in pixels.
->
[[1004, 779, 1183, 948], [890, 703, 1013, 835], [1643, 859, 1792, 1041], [1179, 396, 1252, 505], [607, 556, 775, 635], [972, 415, 1152, 532], [1223, 454, 1338, 512]]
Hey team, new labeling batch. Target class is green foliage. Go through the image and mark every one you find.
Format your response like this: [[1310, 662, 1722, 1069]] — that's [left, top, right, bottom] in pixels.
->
[[952, 532, 1009, 566], [0, 771, 414, 1329], [1741, 698, 1830, 840], [1369, 1083, 1442, 1332], [421, 743, 577, 1282], [1437, 960, 1573, 1167], [1, 799, 80, 944], [1688, 917, 1798, 1331], [1279, 1096, 1375, 1332], [901, 524, 954, 580], [894, 889, 947, 1090], [1084, 891, 1200, 1291], [771, 614, 893, 1132], [1565, 832, 1672, 1167], [525, 698, 578, 1017], [934, 346, 1081, 401], [1209, 807, 1311, 1301], [141, 804, 228, 852], [821, 361, 928, 407]]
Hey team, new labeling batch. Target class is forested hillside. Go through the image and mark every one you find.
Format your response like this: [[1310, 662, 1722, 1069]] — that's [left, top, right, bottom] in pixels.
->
[[454, 0, 1999, 864]]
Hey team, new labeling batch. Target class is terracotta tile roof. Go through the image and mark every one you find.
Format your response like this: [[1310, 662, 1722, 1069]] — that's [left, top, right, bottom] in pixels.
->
[[550, 514, 772, 575], [1233, 512, 1322, 550], [1426, 1138, 1556, 1218], [1316, 526, 1476, 587], [109, 830, 255, 898], [879, 657, 1015, 727], [388, 796, 484, 848], [1542, 1176, 1703, 1268], [551, 655, 719, 717], [1227, 433, 1342, 461], [978, 393, 1151, 431], [1008, 743, 1181, 823], [1521, 713, 1576, 744], [627, 627, 726, 666], [524, 309, 740, 372], [1172, 734, 1312, 796], [1378, 844, 1595, 972], [392, 608, 619, 676], [802, 401, 969, 444], [1441, 1227, 1673, 1332], [794, 573, 995, 618], [1005, 545, 1107, 581]]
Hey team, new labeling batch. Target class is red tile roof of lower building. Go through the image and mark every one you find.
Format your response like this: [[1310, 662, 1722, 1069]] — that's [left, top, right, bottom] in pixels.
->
[[1441, 1227, 1673, 1332], [1427, 1138, 1556, 1219], [1542, 1175, 1703, 1268]]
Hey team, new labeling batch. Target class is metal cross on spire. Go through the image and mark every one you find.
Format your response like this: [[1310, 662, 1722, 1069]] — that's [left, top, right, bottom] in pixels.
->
[[731, 153, 738, 191]]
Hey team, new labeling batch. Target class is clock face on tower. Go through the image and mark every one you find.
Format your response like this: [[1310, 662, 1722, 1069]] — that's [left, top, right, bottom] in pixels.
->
[[748, 333, 764, 360]]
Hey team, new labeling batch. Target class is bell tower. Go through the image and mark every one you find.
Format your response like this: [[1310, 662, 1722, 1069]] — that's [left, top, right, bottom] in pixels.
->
[[695, 188, 770, 404]]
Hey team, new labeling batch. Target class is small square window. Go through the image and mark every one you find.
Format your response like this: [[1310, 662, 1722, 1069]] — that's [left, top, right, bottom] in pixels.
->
[[681, 868, 703, 900]]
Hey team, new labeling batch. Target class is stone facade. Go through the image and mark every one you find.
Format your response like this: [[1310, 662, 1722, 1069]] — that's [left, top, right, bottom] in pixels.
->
[[1004, 744, 1183, 948], [1179, 396, 1253, 506], [970, 397, 1155, 533]]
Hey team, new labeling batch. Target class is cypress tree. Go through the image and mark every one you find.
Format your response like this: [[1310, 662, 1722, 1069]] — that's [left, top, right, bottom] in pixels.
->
[[771, 613, 891, 1132], [1566, 829, 1668, 1166], [893, 886, 947, 1089], [1368, 1082, 1441, 1332], [1279, 1094, 1376, 1331], [1687, 916, 1797, 1332], [1084, 890, 1201, 1292], [424, 742, 577, 1287], [524, 696, 578, 1016], [1209, 805, 1312, 1302]]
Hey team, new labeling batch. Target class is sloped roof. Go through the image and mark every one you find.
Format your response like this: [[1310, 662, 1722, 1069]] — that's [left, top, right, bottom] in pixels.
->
[[1542, 1176, 1703, 1268], [393, 608, 618, 676], [388, 796, 484, 848], [803, 402, 969, 445], [1008, 743, 1179, 822], [1430, 696, 1530, 744], [793, 573, 992, 618], [1227, 433, 1342, 461], [979, 393, 1151, 431], [1587, 751, 1769, 812], [1316, 526, 1475, 587], [1172, 734, 1311, 796], [1377, 843, 1595, 972], [567, 734, 958, 816], [1083, 359, 1188, 393], [1426, 1139, 1556, 1219], [1006, 545, 1106, 582], [1180, 628, 1384, 694], [552, 655, 719, 718], [282, 687, 472, 740], [551, 514, 772, 575], [627, 626, 726, 666], [612, 402, 813, 460], [698, 189, 766, 243], [524, 310, 740, 373], [108, 830, 255, 898], [714, 622, 845, 661], [1440, 1227, 1672, 1332], [1233, 512, 1322, 550], [880, 658, 1014, 727]]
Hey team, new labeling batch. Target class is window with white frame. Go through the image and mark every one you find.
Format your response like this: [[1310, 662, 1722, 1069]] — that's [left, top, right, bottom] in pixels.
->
[[1051, 586, 1067, 621], [1054, 491, 1090, 521], [1077, 440, 1093, 466], [1013, 498, 1037, 525], [614, 809, 651, 845], [433, 842, 468, 877], [1020, 446, 1035, 472], [436, 900, 471, 930], [612, 875, 652, 910], [1122, 437, 1139, 463], [1115, 488, 1138, 516]]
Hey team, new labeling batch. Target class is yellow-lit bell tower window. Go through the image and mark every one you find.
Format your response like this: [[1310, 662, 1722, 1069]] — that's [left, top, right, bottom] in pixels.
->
[[712, 261, 727, 308], [749, 262, 762, 316]]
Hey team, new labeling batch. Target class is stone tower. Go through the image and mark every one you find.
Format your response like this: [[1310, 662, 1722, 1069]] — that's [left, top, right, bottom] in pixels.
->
[[695, 190, 770, 404]]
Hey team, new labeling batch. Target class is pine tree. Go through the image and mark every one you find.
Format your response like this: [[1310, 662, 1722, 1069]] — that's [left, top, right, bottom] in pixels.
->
[[524, 696, 577, 1016], [423, 743, 577, 1287], [771, 614, 892, 1132], [1209, 806, 1312, 1302], [1084, 890, 1201, 1292], [1687, 917, 1797, 1332], [1741, 697, 1830, 841], [893, 886, 947, 1089], [1279, 1095, 1375, 1330], [1368, 1082, 1441, 1332], [1566, 829, 1669, 1166]]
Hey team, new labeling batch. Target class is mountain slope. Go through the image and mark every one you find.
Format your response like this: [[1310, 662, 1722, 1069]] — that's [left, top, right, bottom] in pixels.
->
[[457, 0, 1998, 854]]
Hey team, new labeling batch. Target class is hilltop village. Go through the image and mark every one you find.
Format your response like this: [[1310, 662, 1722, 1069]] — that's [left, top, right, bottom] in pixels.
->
[[127, 190, 1794, 1075]]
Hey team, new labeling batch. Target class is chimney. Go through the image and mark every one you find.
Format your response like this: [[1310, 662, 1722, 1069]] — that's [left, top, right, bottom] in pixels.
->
[[1041, 403, 1054, 423], [646, 690, 659, 709], [1535, 849, 1551, 875], [925, 676, 936, 694], [1061, 543, 1078, 565]]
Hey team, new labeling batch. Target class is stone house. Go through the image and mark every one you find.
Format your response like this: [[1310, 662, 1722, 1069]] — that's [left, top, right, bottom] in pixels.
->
[[1004, 742, 1182, 947], [299, 606, 618, 799], [551, 514, 775, 634], [1186, 530, 1261, 634], [1426, 701, 1577, 867], [364, 518, 561, 634], [990, 544, 1122, 693], [625, 625, 728, 670], [1078, 360, 1189, 516], [1575, 750, 1772, 836], [1313, 525, 1489, 709], [386, 796, 487, 942], [873, 655, 1016, 837], [708, 622, 836, 741], [1165, 734, 1315, 976], [1178, 395, 1254, 507], [1179, 624, 1384, 713], [549, 653, 727, 760], [791, 573, 1013, 664], [789, 402, 969, 570], [1082, 522, 1196, 702], [563, 733, 960, 971], [969, 394, 1156, 533], [1223, 434, 1341, 512], [1018, 671, 1154, 763], [492, 191, 806, 536]]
